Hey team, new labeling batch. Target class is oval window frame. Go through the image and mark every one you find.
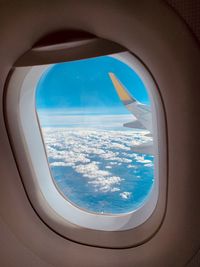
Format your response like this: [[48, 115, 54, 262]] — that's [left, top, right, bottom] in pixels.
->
[[4, 39, 167, 248]]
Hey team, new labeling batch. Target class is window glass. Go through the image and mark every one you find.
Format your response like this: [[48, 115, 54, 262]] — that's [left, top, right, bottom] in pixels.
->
[[36, 54, 155, 214]]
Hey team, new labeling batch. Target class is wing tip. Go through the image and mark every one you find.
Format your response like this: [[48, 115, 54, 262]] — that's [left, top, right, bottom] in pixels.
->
[[108, 72, 115, 81], [108, 72, 136, 104]]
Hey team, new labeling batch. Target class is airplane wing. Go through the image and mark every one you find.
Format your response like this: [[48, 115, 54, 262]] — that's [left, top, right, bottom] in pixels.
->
[[123, 120, 146, 130], [108, 72, 152, 133], [108, 72, 154, 154]]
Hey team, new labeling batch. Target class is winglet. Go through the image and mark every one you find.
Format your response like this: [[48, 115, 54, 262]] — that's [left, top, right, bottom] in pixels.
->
[[108, 72, 136, 105]]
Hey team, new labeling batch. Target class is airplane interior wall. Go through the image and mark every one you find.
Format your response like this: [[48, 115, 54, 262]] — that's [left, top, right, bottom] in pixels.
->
[[0, 1, 200, 266]]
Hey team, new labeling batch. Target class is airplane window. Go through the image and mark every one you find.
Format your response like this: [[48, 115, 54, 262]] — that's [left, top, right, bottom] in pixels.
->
[[35, 53, 155, 215]]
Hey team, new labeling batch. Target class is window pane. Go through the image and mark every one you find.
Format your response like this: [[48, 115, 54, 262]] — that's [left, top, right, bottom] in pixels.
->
[[36, 54, 155, 214]]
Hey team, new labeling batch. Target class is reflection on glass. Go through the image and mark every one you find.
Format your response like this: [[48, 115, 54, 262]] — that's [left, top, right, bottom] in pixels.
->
[[36, 54, 154, 214]]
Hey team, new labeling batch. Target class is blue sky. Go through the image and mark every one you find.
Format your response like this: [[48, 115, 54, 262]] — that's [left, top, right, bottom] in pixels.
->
[[36, 55, 150, 127]]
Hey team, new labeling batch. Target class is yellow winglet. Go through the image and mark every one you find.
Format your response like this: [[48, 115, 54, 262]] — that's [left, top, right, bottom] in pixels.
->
[[108, 72, 133, 104]]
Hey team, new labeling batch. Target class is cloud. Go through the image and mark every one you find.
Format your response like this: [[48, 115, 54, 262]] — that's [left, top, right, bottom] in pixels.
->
[[88, 176, 122, 193], [74, 162, 122, 193], [50, 161, 67, 167], [120, 192, 132, 200], [42, 127, 154, 195], [38, 113, 136, 128]]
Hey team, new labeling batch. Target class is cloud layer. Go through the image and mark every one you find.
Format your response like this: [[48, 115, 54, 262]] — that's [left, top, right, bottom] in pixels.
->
[[42, 128, 154, 213]]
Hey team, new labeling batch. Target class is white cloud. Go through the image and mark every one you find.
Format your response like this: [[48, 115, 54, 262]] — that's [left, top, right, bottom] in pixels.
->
[[120, 192, 132, 200], [50, 161, 66, 167], [39, 113, 136, 128], [110, 187, 120, 192], [74, 162, 106, 178], [89, 176, 122, 193], [144, 163, 154, 167], [105, 166, 112, 169], [42, 127, 154, 194], [74, 162, 122, 193]]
